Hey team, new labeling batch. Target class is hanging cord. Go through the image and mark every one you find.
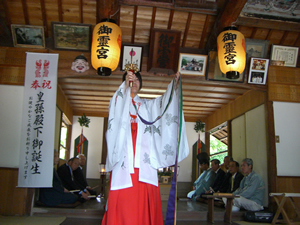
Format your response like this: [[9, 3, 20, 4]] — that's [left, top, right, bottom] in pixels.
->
[[131, 79, 176, 125], [110, 8, 120, 18]]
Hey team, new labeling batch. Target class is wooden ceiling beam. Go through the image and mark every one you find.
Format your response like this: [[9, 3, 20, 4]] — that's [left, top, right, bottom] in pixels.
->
[[40, 0, 48, 37], [1, 0, 11, 27], [119, 0, 217, 15], [150, 7, 156, 29], [205, 0, 247, 52], [97, 0, 120, 23], [168, 9, 174, 30], [21, 0, 29, 24], [250, 27, 258, 39], [199, 14, 210, 49], [79, 0, 83, 23], [293, 33, 300, 46], [58, 0, 63, 21], [182, 12, 192, 47], [280, 31, 288, 45], [236, 17, 300, 32], [131, 5, 138, 43]]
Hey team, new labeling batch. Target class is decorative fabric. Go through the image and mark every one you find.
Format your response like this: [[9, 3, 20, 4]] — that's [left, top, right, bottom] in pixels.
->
[[105, 80, 189, 190]]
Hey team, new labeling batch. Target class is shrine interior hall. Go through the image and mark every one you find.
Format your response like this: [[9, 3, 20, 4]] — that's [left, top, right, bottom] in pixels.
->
[[0, 0, 299, 224]]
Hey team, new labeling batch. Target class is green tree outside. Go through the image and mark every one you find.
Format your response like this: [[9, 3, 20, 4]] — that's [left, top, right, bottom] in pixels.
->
[[210, 136, 228, 163]]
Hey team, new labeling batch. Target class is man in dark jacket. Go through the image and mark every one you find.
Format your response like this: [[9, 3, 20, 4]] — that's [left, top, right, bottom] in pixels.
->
[[39, 150, 79, 206], [73, 154, 97, 196], [210, 159, 226, 192], [219, 160, 244, 193], [57, 157, 90, 200]]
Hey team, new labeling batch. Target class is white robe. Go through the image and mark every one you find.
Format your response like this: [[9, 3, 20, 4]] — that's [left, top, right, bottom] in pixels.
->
[[106, 79, 189, 190]]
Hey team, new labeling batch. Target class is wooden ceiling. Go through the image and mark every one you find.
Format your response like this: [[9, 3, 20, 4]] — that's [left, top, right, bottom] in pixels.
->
[[0, 0, 300, 127]]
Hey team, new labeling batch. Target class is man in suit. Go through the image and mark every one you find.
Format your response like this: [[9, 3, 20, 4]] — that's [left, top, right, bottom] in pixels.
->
[[73, 154, 97, 196], [39, 150, 79, 206], [57, 157, 90, 200], [219, 161, 244, 193], [205, 159, 226, 193]]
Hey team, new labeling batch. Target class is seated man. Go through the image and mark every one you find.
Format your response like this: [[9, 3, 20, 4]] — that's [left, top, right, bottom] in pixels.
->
[[57, 157, 90, 201], [220, 156, 233, 172], [209, 159, 226, 193], [39, 150, 79, 206], [187, 152, 216, 201], [224, 158, 265, 212], [219, 160, 244, 193], [73, 154, 97, 196]]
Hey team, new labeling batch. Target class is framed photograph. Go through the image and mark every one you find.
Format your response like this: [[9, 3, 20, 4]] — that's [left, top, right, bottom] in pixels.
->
[[248, 58, 269, 85], [51, 22, 92, 51], [120, 45, 143, 72], [178, 53, 207, 76], [206, 51, 244, 83], [11, 24, 45, 48], [270, 45, 299, 67], [270, 60, 285, 66], [245, 39, 269, 70]]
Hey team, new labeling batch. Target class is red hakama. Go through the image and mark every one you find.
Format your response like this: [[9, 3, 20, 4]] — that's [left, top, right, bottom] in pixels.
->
[[101, 122, 163, 225]]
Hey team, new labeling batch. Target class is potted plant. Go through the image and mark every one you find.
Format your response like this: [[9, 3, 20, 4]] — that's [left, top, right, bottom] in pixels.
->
[[78, 113, 90, 129]]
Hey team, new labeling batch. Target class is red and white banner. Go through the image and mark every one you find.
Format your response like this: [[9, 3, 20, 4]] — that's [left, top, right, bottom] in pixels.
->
[[18, 52, 59, 187]]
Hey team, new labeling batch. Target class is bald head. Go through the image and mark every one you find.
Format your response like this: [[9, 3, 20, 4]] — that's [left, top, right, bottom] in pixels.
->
[[77, 154, 86, 167]]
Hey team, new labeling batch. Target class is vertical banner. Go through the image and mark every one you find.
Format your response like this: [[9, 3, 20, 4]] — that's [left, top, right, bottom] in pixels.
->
[[18, 52, 59, 188]]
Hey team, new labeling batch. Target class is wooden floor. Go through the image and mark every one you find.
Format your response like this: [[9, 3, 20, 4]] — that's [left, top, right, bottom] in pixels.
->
[[32, 197, 246, 224]]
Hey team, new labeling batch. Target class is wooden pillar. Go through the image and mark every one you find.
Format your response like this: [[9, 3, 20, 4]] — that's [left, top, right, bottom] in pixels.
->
[[266, 101, 277, 210], [227, 120, 232, 157], [205, 131, 210, 156]]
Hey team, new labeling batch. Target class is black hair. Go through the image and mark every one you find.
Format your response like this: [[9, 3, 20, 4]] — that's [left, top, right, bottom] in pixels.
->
[[211, 159, 220, 165], [233, 161, 239, 167], [74, 54, 87, 62], [122, 71, 143, 90], [197, 152, 209, 165]]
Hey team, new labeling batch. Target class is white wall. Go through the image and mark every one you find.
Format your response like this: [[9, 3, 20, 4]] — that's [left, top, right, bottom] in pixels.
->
[[232, 114, 246, 163], [245, 104, 268, 207], [273, 101, 300, 176], [232, 104, 268, 206], [70, 116, 104, 179], [0, 85, 24, 168]]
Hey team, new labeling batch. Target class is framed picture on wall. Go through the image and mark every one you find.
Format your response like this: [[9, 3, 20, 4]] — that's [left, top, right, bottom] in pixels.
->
[[245, 39, 269, 70], [270, 45, 299, 67], [11, 24, 45, 48], [120, 45, 143, 72], [248, 58, 269, 85], [178, 53, 207, 76], [51, 22, 92, 51]]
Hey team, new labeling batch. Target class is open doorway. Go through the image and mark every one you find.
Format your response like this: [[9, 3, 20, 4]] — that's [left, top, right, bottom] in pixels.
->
[[209, 123, 228, 163]]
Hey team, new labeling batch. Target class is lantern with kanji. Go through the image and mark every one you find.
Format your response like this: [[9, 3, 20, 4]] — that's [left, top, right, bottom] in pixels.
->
[[217, 26, 246, 79], [91, 19, 122, 76]]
